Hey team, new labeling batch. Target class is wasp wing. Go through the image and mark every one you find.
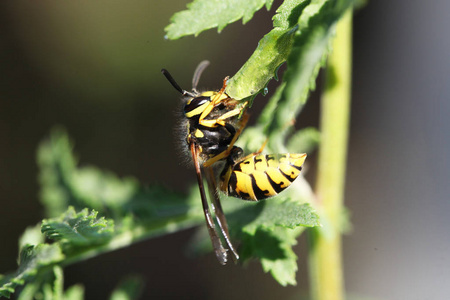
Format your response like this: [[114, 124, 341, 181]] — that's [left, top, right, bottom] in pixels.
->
[[204, 167, 239, 262], [190, 143, 228, 265]]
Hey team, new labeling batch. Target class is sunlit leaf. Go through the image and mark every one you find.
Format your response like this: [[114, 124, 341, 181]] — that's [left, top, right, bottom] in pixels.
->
[[0, 244, 64, 298], [227, 0, 310, 100], [41, 207, 115, 247], [165, 0, 274, 39]]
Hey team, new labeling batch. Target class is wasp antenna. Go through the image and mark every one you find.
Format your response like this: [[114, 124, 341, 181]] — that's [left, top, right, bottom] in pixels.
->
[[192, 60, 210, 91], [161, 68, 187, 95]]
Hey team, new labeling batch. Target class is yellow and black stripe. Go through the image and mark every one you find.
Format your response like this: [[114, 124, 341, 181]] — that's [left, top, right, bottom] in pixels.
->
[[184, 96, 211, 118], [220, 153, 307, 201]]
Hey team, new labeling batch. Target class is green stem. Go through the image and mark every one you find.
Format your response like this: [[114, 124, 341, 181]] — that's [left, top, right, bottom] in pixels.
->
[[308, 9, 352, 300], [61, 216, 203, 266]]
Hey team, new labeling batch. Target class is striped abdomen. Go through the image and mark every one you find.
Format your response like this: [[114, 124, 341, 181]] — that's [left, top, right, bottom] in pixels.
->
[[220, 153, 307, 201]]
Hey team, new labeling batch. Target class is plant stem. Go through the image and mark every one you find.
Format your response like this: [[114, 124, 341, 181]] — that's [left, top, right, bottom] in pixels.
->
[[308, 8, 352, 300]]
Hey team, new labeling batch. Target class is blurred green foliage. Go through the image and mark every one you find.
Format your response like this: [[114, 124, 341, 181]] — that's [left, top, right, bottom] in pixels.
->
[[0, 0, 354, 298]]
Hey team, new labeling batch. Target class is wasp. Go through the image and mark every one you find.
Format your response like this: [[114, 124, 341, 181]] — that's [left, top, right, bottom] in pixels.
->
[[161, 61, 306, 264]]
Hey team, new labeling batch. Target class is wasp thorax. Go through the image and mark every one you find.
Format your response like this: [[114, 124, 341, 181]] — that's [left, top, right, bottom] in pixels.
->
[[184, 96, 211, 118]]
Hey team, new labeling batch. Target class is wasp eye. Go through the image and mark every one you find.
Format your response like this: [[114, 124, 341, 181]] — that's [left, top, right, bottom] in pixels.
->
[[184, 96, 210, 116]]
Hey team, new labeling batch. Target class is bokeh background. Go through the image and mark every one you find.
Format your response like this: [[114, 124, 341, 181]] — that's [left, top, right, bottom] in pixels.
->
[[1, 0, 449, 299]]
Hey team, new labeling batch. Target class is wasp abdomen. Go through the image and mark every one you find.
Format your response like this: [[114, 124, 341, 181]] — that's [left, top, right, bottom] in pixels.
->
[[223, 153, 307, 201]]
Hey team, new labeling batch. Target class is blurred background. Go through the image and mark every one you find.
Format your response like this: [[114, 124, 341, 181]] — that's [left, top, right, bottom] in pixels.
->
[[0, 0, 449, 299]]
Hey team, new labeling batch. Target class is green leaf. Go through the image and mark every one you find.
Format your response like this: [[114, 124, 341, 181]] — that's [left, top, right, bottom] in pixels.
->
[[238, 226, 301, 286], [0, 244, 64, 298], [227, 0, 310, 99], [109, 276, 144, 300], [259, 227, 300, 286], [17, 281, 41, 300], [215, 175, 319, 286], [245, 200, 319, 233], [37, 129, 204, 226], [165, 0, 274, 39], [71, 167, 139, 217], [37, 129, 205, 235], [236, 0, 353, 155], [227, 197, 319, 235], [0, 128, 209, 298], [16, 265, 84, 300], [63, 284, 84, 300], [52, 265, 64, 300], [287, 126, 320, 154], [37, 127, 78, 218], [1, 196, 202, 298], [19, 225, 45, 253], [41, 207, 115, 247], [37, 129, 142, 219], [267, 0, 354, 147]]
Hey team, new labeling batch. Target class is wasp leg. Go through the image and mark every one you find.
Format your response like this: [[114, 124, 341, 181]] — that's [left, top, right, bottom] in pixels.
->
[[199, 105, 242, 128], [191, 143, 228, 265], [205, 167, 239, 263], [197, 76, 230, 128], [203, 103, 248, 127], [211, 76, 229, 105], [203, 111, 250, 168]]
